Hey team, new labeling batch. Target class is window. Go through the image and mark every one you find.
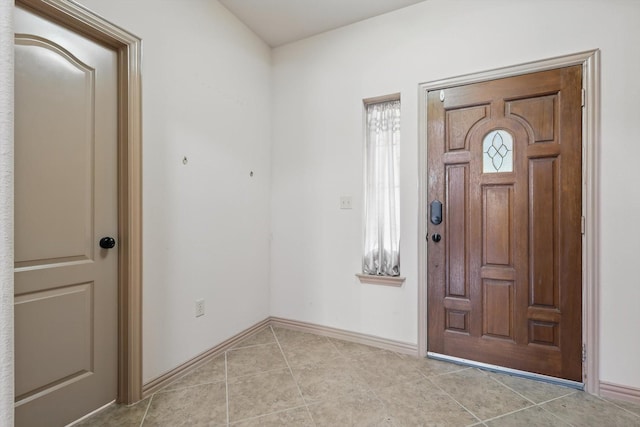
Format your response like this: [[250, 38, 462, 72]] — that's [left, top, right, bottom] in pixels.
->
[[482, 129, 513, 173], [359, 97, 403, 284]]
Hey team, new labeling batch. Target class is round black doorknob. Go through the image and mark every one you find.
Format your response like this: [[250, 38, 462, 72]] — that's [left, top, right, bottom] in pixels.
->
[[99, 237, 116, 249], [431, 233, 442, 243]]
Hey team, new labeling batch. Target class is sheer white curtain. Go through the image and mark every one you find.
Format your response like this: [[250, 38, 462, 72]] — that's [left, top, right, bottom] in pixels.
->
[[363, 100, 400, 276]]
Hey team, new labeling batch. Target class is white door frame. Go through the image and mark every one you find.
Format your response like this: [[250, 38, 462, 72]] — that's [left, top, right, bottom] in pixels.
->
[[417, 50, 601, 394]]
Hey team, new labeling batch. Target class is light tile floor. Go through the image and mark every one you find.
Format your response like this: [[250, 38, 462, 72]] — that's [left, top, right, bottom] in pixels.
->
[[76, 326, 640, 426]]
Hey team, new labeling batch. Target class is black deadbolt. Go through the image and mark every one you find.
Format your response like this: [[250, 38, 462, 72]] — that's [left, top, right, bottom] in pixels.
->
[[431, 233, 442, 243], [99, 237, 116, 249], [430, 200, 442, 225]]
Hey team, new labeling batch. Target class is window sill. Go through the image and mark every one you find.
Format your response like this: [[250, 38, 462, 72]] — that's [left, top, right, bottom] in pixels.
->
[[356, 274, 405, 287]]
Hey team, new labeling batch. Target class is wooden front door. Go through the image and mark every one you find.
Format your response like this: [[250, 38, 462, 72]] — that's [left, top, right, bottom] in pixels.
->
[[427, 66, 583, 381], [14, 5, 119, 425]]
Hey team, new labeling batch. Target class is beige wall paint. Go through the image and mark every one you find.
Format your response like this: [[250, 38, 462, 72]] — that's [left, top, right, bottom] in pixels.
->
[[76, 0, 273, 383], [0, 0, 14, 423], [270, 0, 640, 390]]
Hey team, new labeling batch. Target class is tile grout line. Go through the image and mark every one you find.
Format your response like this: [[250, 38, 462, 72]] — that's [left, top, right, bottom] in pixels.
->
[[364, 354, 481, 424], [228, 404, 311, 425], [423, 374, 484, 424], [232, 341, 279, 351], [158, 378, 228, 394], [598, 397, 640, 419], [537, 389, 579, 405], [538, 404, 578, 427], [325, 335, 343, 357], [479, 403, 541, 425], [228, 365, 292, 381], [366, 376, 421, 425], [482, 369, 581, 423], [272, 326, 317, 426], [536, 391, 580, 427], [225, 351, 230, 427], [321, 336, 384, 360], [227, 327, 297, 425], [539, 390, 640, 426], [337, 345, 406, 424], [486, 373, 538, 406], [138, 393, 153, 427], [350, 358, 394, 422], [611, 404, 640, 419], [425, 365, 472, 378], [323, 341, 405, 424]]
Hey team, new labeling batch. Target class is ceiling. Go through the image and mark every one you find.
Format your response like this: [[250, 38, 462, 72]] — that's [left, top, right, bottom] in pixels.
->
[[218, 0, 427, 47]]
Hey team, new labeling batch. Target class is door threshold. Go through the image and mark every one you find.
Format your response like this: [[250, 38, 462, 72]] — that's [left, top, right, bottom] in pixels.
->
[[427, 352, 584, 390]]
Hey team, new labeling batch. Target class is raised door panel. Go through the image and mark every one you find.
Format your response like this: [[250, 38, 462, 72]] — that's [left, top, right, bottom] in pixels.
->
[[446, 105, 488, 151], [445, 165, 468, 298], [15, 37, 95, 267], [528, 158, 559, 308], [14, 283, 94, 400], [482, 186, 513, 267], [507, 95, 557, 143]]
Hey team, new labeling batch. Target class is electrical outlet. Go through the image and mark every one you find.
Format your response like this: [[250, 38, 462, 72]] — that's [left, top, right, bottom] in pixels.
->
[[340, 196, 352, 209], [195, 299, 205, 317]]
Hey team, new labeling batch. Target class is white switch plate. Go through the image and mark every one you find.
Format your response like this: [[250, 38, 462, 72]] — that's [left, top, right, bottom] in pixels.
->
[[195, 299, 205, 317], [340, 196, 352, 209]]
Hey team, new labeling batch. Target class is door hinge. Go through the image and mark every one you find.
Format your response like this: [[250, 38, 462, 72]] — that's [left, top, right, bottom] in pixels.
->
[[581, 88, 586, 107], [582, 344, 587, 362], [439, 90, 445, 102], [581, 216, 586, 235]]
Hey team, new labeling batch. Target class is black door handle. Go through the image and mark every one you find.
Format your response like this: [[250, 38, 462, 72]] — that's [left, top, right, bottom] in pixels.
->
[[99, 237, 116, 249], [431, 233, 442, 243]]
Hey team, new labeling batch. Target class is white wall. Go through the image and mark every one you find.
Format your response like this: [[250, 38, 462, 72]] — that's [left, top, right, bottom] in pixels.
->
[[77, 0, 272, 383], [5, 0, 638, 405], [0, 0, 14, 423], [271, 0, 640, 390]]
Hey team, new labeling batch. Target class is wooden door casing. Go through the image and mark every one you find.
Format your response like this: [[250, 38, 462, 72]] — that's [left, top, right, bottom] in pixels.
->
[[427, 66, 583, 381]]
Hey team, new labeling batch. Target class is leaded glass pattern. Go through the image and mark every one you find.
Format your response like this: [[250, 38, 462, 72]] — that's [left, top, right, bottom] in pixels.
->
[[483, 130, 513, 173]]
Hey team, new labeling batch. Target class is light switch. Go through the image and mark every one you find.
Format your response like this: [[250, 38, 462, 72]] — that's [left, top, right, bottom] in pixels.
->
[[340, 196, 352, 209]]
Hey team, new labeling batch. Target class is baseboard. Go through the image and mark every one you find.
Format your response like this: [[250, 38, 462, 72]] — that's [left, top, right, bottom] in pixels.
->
[[269, 316, 419, 357], [142, 316, 418, 398], [146, 317, 640, 407], [142, 318, 271, 397], [600, 381, 640, 405]]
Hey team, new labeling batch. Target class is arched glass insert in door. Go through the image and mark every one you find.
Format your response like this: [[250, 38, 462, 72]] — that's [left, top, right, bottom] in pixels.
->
[[483, 130, 513, 173]]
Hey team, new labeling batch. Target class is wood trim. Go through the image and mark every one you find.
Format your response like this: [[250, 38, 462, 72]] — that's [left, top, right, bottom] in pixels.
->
[[417, 50, 599, 91], [16, 0, 144, 404], [417, 80, 429, 360], [417, 50, 600, 393], [355, 274, 405, 287], [363, 92, 401, 105], [16, 0, 139, 49], [142, 319, 272, 397], [269, 317, 418, 356], [116, 24, 143, 407], [582, 51, 601, 396], [600, 382, 640, 405]]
